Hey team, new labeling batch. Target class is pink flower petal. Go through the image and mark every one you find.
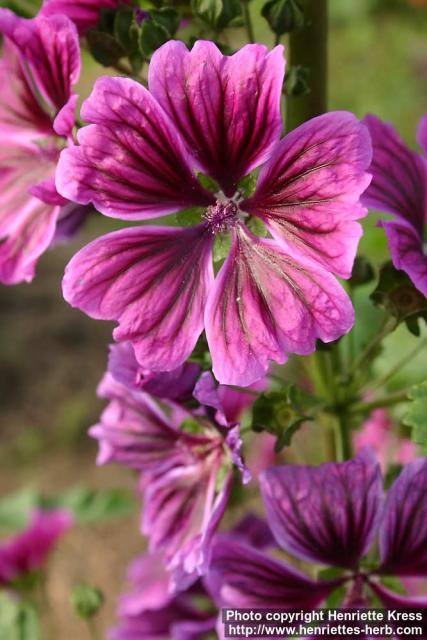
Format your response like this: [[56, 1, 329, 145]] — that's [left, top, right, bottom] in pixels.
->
[[56, 76, 214, 219], [362, 114, 427, 234], [205, 225, 354, 386], [149, 40, 285, 196], [242, 111, 372, 278], [62, 224, 214, 371]]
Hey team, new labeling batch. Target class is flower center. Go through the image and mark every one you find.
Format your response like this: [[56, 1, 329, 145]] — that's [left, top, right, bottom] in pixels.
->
[[205, 200, 238, 234]]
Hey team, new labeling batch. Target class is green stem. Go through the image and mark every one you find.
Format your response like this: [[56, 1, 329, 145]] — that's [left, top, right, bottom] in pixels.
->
[[367, 335, 427, 392], [345, 317, 398, 380], [348, 389, 409, 415], [241, 0, 255, 43], [286, 0, 328, 131], [87, 618, 99, 640], [334, 411, 352, 461]]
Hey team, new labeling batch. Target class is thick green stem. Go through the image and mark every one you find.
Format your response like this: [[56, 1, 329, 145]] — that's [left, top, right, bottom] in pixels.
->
[[286, 0, 328, 131]]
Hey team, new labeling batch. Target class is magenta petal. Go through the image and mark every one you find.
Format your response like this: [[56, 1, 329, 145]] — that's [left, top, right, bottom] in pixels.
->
[[379, 458, 427, 577], [89, 372, 181, 470], [56, 76, 213, 219], [40, 0, 123, 35], [416, 115, 427, 155], [0, 12, 80, 120], [108, 342, 200, 402], [62, 225, 214, 372], [208, 536, 341, 608], [118, 552, 173, 616], [205, 226, 354, 386], [368, 580, 427, 609], [380, 219, 427, 297], [149, 40, 285, 196], [260, 450, 384, 568], [362, 114, 427, 234], [0, 39, 53, 137], [0, 509, 73, 585], [242, 112, 371, 278]]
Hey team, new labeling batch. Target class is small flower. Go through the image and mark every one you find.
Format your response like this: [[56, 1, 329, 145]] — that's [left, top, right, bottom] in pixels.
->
[[362, 114, 427, 297], [40, 0, 130, 35], [89, 345, 254, 585], [208, 450, 427, 629], [0, 10, 88, 284], [0, 509, 73, 587], [58, 41, 372, 386]]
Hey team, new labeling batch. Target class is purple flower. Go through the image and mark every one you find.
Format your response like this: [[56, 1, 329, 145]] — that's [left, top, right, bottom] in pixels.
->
[[0, 509, 73, 586], [362, 114, 427, 296], [111, 551, 217, 640], [208, 450, 427, 626], [58, 41, 372, 386], [89, 351, 254, 585], [108, 342, 200, 402], [0, 10, 88, 284], [40, 0, 130, 35], [111, 515, 272, 640]]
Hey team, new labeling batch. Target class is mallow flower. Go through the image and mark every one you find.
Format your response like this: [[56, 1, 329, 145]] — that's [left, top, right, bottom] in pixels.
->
[[40, 0, 131, 35], [363, 114, 427, 297], [58, 40, 372, 386], [0, 9, 88, 284], [208, 450, 427, 628], [89, 343, 253, 586], [111, 515, 273, 640], [0, 509, 73, 586]]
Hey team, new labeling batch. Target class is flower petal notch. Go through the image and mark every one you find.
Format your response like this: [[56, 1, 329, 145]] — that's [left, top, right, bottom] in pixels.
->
[[242, 111, 372, 278], [56, 76, 214, 220], [148, 40, 285, 196], [260, 449, 384, 568], [63, 225, 214, 371]]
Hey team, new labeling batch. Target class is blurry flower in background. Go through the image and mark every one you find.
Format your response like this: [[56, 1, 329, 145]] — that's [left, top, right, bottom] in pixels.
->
[[354, 407, 416, 472], [209, 450, 427, 635], [0, 10, 89, 284], [0, 509, 73, 587], [89, 343, 256, 589], [40, 0, 130, 35], [58, 40, 372, 386], [362, 113, 427, 297]]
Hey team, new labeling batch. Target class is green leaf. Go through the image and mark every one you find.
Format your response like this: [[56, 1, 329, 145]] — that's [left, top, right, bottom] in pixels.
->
[[402, 381, 427, 445], [197, 173, 219, 192], [213, 234, 231, 263], [349, 255, 375, 288], [237, 172, 258, 197], [150, 8, 181, 35], [176, 207, 204, 227], [114, 7, 135, 51], [284, 65, 310, 97], [43, 487, 135, 523], [71, 584, 104, 620], [261, 0, 304, 35], [86, 29, 125, 67], [370, 261, 427, 332], [216, 0, 242, 28], [140, 19, 170, 56], [191, 0, 223, 26], [246, 216, 268, 237], [252, 386, 325, 451], [0, 594, 40, 640]]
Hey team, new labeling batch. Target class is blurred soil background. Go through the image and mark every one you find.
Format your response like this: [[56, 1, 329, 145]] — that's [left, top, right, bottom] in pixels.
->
[[0, 0, 427, 637]]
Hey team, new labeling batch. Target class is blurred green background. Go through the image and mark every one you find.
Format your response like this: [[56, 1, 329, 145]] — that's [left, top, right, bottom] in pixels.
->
[[0, 0, 426, 636]]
